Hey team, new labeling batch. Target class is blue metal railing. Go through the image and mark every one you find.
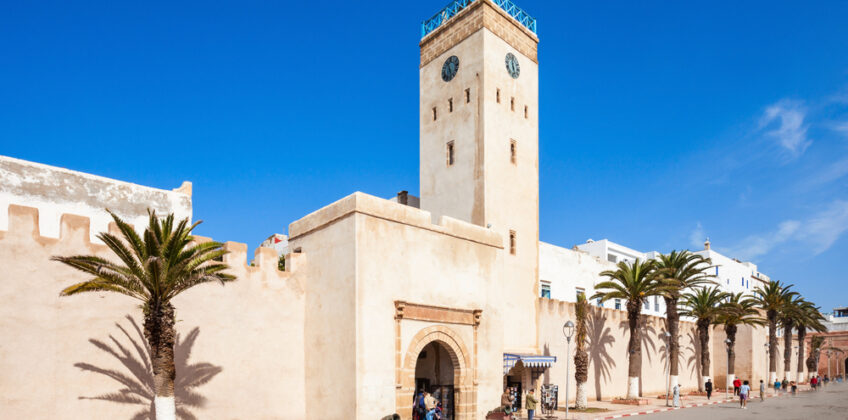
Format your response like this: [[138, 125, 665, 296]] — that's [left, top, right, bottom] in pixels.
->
[[421, 0, 537, 38]]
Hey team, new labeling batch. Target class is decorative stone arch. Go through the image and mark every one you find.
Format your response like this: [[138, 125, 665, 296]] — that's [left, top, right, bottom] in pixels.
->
[[398, 325, 475, 420]]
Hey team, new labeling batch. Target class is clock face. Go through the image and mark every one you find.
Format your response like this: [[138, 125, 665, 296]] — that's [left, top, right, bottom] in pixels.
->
[[441, 56, 459, 82], [505, 53, 520, 79]]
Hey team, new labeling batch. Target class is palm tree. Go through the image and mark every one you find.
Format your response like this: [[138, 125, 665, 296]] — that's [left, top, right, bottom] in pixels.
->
[[680, 286, 727, 390], [715, 293, 765, 389], [53, 211, 235, 420], [794, 300, 826, 382], [806, 335, 825, 377], [654, 250, 715, 391], [752, 280, 797, 383], [592, 258, 665, 399], [778, 295, 805, 381], [574, 293, 590, 409]]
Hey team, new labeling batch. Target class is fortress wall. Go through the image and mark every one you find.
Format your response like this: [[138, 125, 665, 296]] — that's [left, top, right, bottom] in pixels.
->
[[0, 155, 192, 243], [537, 298, 708, 402], [0, 205, 306, 419]]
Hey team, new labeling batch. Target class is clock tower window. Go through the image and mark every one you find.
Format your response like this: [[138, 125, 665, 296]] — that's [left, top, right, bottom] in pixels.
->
[[510, 140, 517, 164], [524, 105, 529, 119], [510, 97, 515, 112], [432, 107, 437, 121], [465, 88, 471, 103], [446, 141, 455, 166], [496, 89, 501, 103], [449, 98, 453, 113]]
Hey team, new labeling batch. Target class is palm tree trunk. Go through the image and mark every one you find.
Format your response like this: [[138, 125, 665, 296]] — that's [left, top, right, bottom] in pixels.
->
[[698, 320, 711, 384], [726, 324, 737, 389], [768, 312, 778, 383], [797, 327, 807, 382], [627, 302, 642, 399], [783, 323, 793, 381], [664, 296, 680, 390], [144, 301, 177, 420]]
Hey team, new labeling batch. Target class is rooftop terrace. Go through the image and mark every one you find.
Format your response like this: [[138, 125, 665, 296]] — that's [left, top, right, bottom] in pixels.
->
[[421, 0, 537, 38]]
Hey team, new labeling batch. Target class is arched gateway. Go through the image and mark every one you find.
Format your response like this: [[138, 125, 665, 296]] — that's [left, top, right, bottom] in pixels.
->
[[399, 326, 474, 420]]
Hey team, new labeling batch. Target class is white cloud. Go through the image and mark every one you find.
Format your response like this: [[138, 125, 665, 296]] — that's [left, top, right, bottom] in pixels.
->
[[730, 220, 800, 260], [797, 200, 848, 254], [689, 222, 706, 250], [728, 200, 848, 260], [759, 100, 811, 158], [834, 121, 848, 137], [807, 157, 848, 186]]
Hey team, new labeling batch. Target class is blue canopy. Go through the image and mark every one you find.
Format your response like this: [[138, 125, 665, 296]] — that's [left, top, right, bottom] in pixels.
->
[[503, 353, 557, 374]]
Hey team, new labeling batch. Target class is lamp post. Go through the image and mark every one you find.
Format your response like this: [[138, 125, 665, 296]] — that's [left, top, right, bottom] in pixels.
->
[[764, 343, 770, 387], [725, 338, 732, 401], [793, 345, 798, 382], [563, 321, 575, 420], [827, 350, 832, 384], [664, 332, 672, 407]]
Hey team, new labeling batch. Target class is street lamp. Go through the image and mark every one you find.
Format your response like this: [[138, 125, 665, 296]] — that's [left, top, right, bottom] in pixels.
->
[[794, 346, 799, 382], [827, 350, 832, 384], [563, 321, 575, 420], [664, 331, 672, 407], [725, 338, 732, 401], [764, 343, 770, 386]]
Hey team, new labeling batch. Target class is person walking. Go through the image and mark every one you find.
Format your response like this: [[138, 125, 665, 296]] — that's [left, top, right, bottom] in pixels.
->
[[733, 378, 742, 396], [673, 383, 681, 408], [525, 389, 538, 420], [790, 381, 797, 395], [739, 380, 751, 409], [759, 379, 765, 402], [774, 379, 781, 393], [705, 378, 713, 401], [781, 378, 789, 394], [811, 375, 818, 391]]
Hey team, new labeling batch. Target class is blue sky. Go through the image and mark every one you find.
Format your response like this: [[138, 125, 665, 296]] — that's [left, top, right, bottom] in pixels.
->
[[1, 1, 847, 310]]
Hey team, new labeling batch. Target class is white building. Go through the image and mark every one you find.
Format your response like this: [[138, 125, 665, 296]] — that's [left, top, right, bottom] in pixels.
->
[[539, 237, 771, 318], [824, 307, 848, 332]]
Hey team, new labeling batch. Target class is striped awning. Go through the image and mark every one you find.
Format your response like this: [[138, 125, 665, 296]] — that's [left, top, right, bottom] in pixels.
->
[[503, 353, 557, 374]]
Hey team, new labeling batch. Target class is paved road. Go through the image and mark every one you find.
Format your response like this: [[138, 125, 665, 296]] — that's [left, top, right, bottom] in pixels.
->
[[637, 383, 847, 419]]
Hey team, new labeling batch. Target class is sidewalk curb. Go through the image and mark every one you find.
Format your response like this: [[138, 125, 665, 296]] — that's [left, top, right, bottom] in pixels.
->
[[589, 388, 812, 420], [591, 399, 732, 420]]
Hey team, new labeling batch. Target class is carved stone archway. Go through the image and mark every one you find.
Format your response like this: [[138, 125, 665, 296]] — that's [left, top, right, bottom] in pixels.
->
[[398, 325, 475, 420]]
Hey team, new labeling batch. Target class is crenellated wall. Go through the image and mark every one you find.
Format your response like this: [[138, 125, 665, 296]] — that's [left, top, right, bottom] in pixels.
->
[[0, 205, 307, 419]]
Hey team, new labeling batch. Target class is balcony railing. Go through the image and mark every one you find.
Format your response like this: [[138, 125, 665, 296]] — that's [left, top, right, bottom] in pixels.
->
[[421, 0, 537, 38]]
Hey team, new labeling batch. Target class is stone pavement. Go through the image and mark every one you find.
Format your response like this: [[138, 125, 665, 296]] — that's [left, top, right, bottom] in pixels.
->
[[514, 383, 824, 420]]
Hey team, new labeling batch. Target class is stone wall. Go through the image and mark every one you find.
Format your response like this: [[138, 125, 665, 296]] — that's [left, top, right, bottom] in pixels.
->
[[0, 205, 307, 419]]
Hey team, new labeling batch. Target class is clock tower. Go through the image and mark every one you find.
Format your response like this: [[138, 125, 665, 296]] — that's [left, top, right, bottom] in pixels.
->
[[419, 0, 540, 353]]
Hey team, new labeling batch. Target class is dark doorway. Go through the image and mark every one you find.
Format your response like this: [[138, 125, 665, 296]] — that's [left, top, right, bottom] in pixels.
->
[[415, 341, 456, 419]]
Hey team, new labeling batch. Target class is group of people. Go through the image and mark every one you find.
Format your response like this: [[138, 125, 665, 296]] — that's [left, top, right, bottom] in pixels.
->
[[809, 374, 830, 390], [412, 390, 443, 420], [772, 377, 799, 395]]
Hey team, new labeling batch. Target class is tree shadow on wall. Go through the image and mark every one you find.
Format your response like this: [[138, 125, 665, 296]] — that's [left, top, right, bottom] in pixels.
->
[[618, 318, 656, 397], [587, 308, 616, 400], [683, 329, 703, 391], [74, 315, 222, 420]]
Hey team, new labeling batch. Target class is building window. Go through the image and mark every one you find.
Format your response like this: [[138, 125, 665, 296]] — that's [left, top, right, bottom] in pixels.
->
[[524, 105, 528, 119], [597, 298, 603, 307], [614, 299, 621, 310], [510, 97, 515, 111], [576, 287, 585, 300], [465, 88, 471, 103], [509, 230, 516, 255], [510, 140, 517, 164], [541, 282, 551, 299], [644, 299, 649, 310], [449, 98, 453, 113], [497, 89, 501, 103], [607, 254, 617, 263], [654, 296, 659, 312], [446, 141, 455, 166], [432, 107, 437, 121]]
